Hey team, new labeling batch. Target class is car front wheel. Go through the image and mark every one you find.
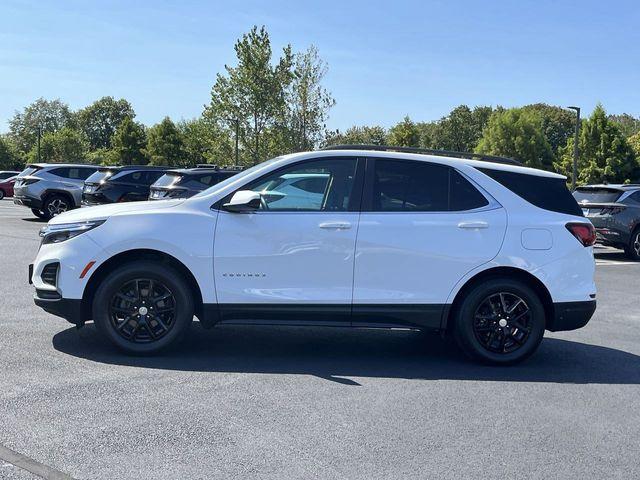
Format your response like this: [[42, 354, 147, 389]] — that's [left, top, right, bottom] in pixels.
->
[[453, 278, 546, 365], [92, 261, 194, 354]]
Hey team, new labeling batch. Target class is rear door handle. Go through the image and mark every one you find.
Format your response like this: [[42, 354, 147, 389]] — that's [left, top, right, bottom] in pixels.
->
[[458, 221, 489, 229], [319, 221, 352, 230]]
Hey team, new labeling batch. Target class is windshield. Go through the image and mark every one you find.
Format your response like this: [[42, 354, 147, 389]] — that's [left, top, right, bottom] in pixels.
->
[[192, 156, 285, 198], [86, 170, 115, 184], [573, 188, 623, 204], [153, 173, 182, 187]]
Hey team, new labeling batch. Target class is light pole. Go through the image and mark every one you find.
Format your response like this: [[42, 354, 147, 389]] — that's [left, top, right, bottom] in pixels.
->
[[567, 106, 580, 191]]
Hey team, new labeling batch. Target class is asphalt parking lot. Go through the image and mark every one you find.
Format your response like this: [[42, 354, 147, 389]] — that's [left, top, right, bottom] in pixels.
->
[[0, 199, 639, 480]]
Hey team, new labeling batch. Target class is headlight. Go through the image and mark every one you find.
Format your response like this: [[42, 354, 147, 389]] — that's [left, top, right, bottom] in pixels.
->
[[39, 220, 106, 245]]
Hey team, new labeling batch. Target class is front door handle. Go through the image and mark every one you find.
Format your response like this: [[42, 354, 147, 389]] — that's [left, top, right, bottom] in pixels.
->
[[319, 221, 352, 230], [458, 221, 489, 229]]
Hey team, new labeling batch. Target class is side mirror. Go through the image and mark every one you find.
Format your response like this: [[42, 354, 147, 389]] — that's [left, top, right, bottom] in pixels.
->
[[223, 190, 261, 213]]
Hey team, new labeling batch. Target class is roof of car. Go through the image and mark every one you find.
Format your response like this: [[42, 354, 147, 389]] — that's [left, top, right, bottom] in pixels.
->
[[291, 149, 566, 179], [164, 166, 243, 175], [26, 163, 98, 169], [576, 184, 640, 190], [97, 165, 169, 171]]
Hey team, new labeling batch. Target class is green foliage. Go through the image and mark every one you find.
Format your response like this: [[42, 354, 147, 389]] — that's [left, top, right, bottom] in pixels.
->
[[76, 96, 135, 150], [556, 104, 638, 184], [111, 117, 147, 165], [387, 116, 420, 147], [629, 131, 640, 157], [608, 113, 640, 138], [522, 103, 575, 155], [287, 46, 335, 151], [8, 98, 74, 154], [28, 127, 88, 163], [0, 136, 22, 170], [430, 105, 493, 152], [145, 117, 183, 166], [178, 118, 235, 166], [205, 26, 294, 164], [476, 108, 554, 169], [324, 125, 387, 146]]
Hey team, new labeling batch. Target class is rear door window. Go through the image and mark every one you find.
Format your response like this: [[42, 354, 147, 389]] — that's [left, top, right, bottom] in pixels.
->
[[369, 159, 488, 212]]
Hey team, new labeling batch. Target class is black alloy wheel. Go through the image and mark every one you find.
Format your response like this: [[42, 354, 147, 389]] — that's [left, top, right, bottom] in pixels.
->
[[93, 261, 194, 354], [109, 278, 177, 343], [453, 278, 545, 365], [472, 292, 531, 354]]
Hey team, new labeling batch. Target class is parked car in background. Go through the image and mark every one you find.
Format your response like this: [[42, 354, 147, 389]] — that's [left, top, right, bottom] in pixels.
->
[[31, 146, 596, 365], [0, 175, 17, 199], [82, 166, 168, 206], [13, 164, 99, 219], [574, 184, 640, 260], [149, 165, 244, 200], [0, 170, 20, 180]]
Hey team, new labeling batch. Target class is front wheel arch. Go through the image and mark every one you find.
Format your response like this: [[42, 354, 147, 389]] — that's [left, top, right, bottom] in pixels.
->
[[443, 267, 553, 333], [82, 249, 204, 324]]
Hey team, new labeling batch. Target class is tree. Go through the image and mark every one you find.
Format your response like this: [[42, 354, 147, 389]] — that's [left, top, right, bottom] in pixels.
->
[[111, 117, 147, 165], [0, 136, 22, 170], [522, 103, 575, 156], [556, 104, 638, 184], [145, 117, 183, 166], [287, 46, 335, 151], [324, 125, 387, 146], [8, 98, 74, 154], [178, 118, 235, 166], [629, 131, 640, 158], [76, 96, 135, 150], [387, 116, 420, 147], [431, 105, 493, 152], [204, 26, 293, 164], [609, 113, 640, 138], [475, 108, 554, 169], [28, 127, 88, 163]]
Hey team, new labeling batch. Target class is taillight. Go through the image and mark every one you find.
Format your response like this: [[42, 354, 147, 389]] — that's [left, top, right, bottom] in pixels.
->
[[22, 178, 40, 185], [566, 222, 596, 247]]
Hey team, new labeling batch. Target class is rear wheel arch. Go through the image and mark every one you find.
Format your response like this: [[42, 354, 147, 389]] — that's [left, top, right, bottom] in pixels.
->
[[443, 266, 553, 332], [82, 249, 204, 323]]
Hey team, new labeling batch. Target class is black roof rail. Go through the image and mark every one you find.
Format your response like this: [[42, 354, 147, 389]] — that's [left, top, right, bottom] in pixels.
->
[[321, 144, 522, 166]]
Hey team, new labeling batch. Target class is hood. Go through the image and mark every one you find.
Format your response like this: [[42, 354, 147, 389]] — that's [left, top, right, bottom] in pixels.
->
[[48, 200, 184, 225]]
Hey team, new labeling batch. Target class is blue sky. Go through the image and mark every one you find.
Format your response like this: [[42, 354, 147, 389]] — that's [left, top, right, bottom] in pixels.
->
[[1, 0, 639, 133]]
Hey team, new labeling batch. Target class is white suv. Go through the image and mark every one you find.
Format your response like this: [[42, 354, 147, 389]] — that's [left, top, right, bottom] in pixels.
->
[[30, 148, 597, 364]]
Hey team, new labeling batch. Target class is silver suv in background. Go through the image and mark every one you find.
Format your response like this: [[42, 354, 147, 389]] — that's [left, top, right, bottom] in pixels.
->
[[13, 164, 99, 220]]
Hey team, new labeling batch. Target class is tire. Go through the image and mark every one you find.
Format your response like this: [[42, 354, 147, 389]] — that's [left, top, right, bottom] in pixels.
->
[[92, 261, 194, 354], [43, 194, 71, 220], [452, 278, 546, 365], [0, 190, 4, 200], [624, 229, 640, 261], [31, 208, 47, 219]]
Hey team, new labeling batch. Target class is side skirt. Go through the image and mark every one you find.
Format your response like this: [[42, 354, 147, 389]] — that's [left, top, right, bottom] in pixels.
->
[[199, 303, 445, 330]]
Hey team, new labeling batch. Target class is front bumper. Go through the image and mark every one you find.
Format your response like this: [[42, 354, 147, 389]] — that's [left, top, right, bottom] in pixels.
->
[[34, 295, 84, 325], [13, 194, 42, 210], [547, 300, 596, 332]]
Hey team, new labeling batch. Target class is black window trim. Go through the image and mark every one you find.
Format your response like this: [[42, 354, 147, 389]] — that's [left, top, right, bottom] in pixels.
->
[[361, 157, 500, 214], [213, 156, 366, 213]]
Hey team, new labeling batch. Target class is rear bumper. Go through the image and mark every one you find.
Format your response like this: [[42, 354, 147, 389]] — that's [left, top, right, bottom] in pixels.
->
[[34, 295, 84, 325], [547, 300, 596, 332], [13, 194, 42, 210]]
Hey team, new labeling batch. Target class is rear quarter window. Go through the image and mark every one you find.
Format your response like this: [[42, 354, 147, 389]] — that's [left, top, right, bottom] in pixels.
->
[[479, 168, 583, 216]]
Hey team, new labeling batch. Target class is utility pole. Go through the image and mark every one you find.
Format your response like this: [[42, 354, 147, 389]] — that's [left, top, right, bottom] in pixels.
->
[[567, 106, 581, 191], [37, 126, 42, 163]]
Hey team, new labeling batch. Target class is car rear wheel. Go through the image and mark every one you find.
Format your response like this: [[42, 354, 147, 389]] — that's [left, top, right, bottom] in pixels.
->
[[453, 278, 546, 365], [43, 194, 71, 220], [0, 190, 4, 200], [624, 229, 640, 261], [31, 208, 47, 219], [92, 261, 194, 354]]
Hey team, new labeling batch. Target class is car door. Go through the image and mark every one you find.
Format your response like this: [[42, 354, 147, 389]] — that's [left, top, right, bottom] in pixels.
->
[[352, 158, 507, 329], [213, 157, 363, 324]]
